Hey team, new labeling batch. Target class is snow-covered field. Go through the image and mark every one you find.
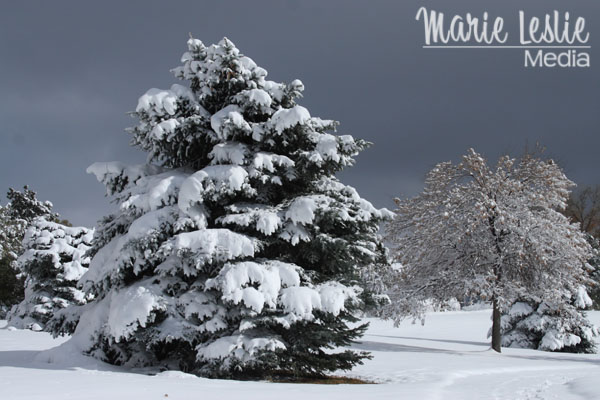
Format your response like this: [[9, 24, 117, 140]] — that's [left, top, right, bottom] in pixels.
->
[[2, 310, 599, 400]]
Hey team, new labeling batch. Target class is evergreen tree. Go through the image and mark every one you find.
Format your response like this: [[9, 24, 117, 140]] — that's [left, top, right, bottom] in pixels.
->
[[73, 37, 390, 378], [6, 217, 93, 332], [0, 186, 57, 317], [5, 186, 55, 223], [0, 254, 25, 318], [501, 287, 598, 353]]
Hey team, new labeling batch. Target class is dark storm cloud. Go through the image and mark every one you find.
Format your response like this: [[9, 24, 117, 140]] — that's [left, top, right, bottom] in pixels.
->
[[0, 0, 598, 226]]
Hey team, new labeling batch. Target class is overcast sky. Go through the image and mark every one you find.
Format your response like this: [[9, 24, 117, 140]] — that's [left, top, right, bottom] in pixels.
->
[[0, 0, 598, 227]]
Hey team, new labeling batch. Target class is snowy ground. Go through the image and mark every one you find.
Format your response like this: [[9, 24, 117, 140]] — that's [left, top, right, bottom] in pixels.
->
[[1, 310, 599, 400]]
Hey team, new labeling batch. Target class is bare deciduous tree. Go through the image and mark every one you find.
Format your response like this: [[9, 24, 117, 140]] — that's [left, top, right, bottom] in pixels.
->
[[564, 185, 600, 238]]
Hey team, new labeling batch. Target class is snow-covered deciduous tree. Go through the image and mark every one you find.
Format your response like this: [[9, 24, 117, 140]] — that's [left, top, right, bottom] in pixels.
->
[[6, 217, 93, 332], [501, 287, 597, 353], [72, 37, 390, 378], [383, 148, 593, 353]]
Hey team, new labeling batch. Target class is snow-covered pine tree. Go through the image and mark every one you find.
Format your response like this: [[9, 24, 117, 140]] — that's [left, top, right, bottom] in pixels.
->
[[73, 37, 390, 378], [0, 186, 55, 262], [5, 186, 55, 224], [0, 206, 24, 317], [383, 149, 594, 353], [501, 287, 598, 353], [6, 217, 93, 332], [0, 186, 57, 317]]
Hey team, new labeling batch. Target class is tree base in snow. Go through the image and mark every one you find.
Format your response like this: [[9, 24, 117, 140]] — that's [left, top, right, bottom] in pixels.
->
[[266, 372, 374, 384]]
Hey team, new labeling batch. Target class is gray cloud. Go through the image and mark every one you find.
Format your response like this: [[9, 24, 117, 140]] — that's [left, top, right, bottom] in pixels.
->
[[0, 0, 598, 226]]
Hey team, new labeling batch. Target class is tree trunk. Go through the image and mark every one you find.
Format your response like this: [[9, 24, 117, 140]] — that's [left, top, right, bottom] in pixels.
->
[[491, 297, 502, 353]]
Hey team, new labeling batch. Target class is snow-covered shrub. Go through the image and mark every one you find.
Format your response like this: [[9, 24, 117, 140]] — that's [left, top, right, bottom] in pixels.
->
[[501, 287, 598, 353], [6, 217, 93, 333], [71, 37, 391, 378]]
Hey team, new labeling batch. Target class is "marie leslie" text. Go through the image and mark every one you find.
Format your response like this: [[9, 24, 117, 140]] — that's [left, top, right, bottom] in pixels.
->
[[416, 7, 590, 68]]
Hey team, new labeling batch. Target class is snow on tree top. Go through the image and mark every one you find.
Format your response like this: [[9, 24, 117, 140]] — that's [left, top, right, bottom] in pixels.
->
[[172, 38, 269, 106]]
